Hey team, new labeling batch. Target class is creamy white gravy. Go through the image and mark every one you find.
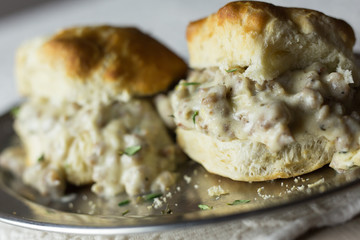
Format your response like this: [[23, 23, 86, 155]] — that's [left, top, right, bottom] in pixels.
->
[[8, 99, 184, 197], [171, 63, 360, 154]]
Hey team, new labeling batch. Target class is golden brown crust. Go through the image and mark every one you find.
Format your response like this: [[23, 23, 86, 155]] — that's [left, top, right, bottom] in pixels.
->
[[43, 26, 187, 96], [17, 26, 187, 101], [186, 1, 357, 83], [188, 1, 355, 47]]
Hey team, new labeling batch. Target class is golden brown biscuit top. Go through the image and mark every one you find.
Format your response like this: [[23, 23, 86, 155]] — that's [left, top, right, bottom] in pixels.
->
[[38, 26, 187, 97], [185, 1, 357, 84], [187, 1, 355, 49]]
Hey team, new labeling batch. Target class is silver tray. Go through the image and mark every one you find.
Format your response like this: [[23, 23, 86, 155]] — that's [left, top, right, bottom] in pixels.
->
[[1, 111, 360, 235]]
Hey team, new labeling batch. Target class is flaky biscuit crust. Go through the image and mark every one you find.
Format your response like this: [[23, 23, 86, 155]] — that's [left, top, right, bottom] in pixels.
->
[[177, 128, 334, 181], [187, 1, 357, 83], [17, 26, 187, 102]]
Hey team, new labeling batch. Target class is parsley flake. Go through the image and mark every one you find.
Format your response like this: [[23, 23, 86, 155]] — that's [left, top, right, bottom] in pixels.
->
[[192, 111, 199, 124], [122, 210, 129, 216], [120, 145, 142, 156], [37, 154, 45, 163], [226, 68, 238, 73], [227, 200, 251, 205], [198, 204, 213, 210], [11, 106, 20, 118], [118, 200, 130, 206], [182, 82, 201, 86], [168, 114, 175, 118], [143, 193, 163, 201]]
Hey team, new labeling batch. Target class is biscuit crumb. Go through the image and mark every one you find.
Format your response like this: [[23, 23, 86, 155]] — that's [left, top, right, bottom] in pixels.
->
[[207, 185, 228, 196], [257, 186, 273, 199], [153, 198, 163, 209], [307, 178, 325, 188], [184, 175, 191, 184]]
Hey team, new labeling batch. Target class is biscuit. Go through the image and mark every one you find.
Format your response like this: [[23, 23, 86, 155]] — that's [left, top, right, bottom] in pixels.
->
[[16, 26, 187, 103], [187, 1, 358, 84], [172, 1, 360, 181]]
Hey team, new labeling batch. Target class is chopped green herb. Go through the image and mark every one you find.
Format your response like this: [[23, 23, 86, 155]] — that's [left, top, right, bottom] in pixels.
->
[[168, 114, 175, 118], [192, 111, 199, 124], [122, 210, 129, 216], [226, 68, 238, 73], [339, 151, 348, 154], [143, 193, 163, 201], [118, 200, 130, 206], [227, 199, 251, 205], [198, 204, 213, 210], [37, 154, 45, 163], [11, 106, 20, 118], [182, 82, 201, 86], [120, 145, 142, 156]]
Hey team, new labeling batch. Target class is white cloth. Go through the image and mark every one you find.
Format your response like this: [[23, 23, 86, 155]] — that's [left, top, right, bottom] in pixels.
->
[[1, 184, 360, 240]]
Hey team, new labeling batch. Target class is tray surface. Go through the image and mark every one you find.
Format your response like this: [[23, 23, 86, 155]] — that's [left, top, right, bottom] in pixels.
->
[[1, 111, 360, 235]]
